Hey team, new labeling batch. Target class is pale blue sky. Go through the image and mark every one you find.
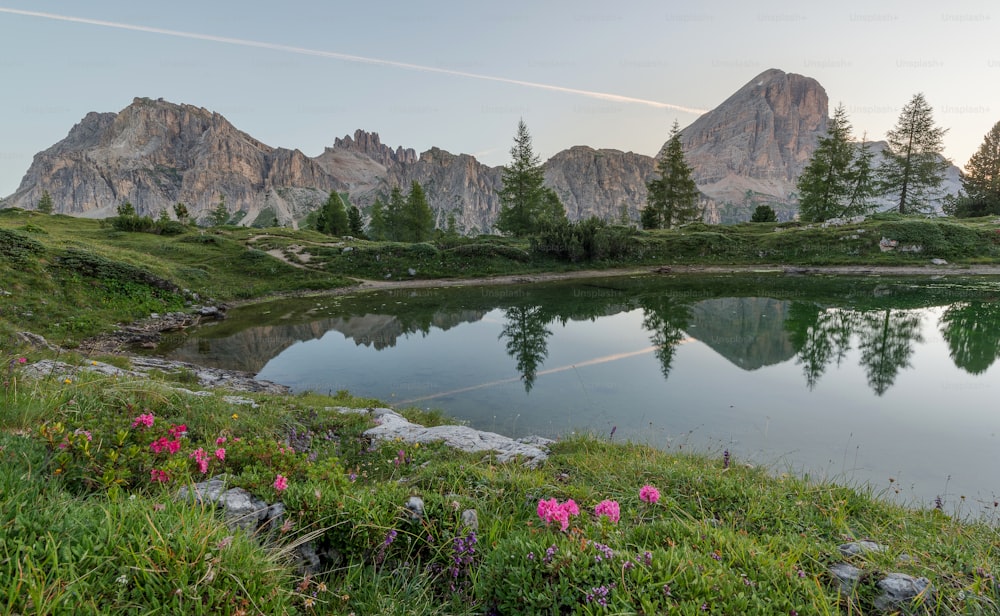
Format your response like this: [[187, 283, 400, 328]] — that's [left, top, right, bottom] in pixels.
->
[[1, 0, 998, 196]]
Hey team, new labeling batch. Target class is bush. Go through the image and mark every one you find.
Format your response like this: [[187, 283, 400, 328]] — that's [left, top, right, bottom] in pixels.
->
[[751, 205, 778, 223], [532, 217, 637, 262], [54, 248, 180, 292], [111, 215, 188, 235], [0, 228, 45, 264]]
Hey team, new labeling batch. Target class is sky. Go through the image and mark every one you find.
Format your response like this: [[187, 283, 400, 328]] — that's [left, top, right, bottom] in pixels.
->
[[1, 0, 998, 197]]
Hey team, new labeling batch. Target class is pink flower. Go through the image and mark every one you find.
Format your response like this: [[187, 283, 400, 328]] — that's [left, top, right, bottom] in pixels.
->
[[594, 499, 620, 523], [150, 469, 169, 483], [166, 439, 181, 454], [537, 498, 580, 531], [273, 474, 288, 492], [131, 413, 155, 429], [17, 357, 27, 364], [640, 485, 661, 504], [214, 448, 226, 461], [215, 436, 227, 445], [167, 424, 187, 438], [150, 437, 166, 454], [189, 448, 209, 474]]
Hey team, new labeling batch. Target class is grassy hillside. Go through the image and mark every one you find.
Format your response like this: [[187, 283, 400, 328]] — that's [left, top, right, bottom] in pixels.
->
[[3, 208, 1000, 346]]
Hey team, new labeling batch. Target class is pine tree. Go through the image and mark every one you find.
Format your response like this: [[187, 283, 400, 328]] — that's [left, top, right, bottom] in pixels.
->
[[643, 121, 700, 229], [368, 198, 387, 240], [844, 135, 878, 217], [797, 104, 856, 222], [496, 120, 549, 236], [173, 202, 189, 223], [953, 120, 1000, 217], [403, 181, 434, 242], [880, 93, 950, 214], [209, 196, 229, 226], [347, 205, 365, 237], [385, 186, 407, 241], [317, 191, 350, 236], [36, 190, 54, 214]]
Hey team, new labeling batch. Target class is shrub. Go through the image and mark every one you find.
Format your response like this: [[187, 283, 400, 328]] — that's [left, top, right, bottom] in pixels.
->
[[0, 228, 45, 264]]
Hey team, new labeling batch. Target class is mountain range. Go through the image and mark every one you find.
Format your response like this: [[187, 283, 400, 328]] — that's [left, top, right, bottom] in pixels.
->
[[1, 69, 961, 229]]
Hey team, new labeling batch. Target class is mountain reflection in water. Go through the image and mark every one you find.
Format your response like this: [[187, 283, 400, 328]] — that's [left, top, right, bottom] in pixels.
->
[[158, 275, 1000, 515]]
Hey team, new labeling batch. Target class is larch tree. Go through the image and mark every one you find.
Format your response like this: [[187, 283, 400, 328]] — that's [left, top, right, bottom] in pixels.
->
[[880, 93, 950, 214]]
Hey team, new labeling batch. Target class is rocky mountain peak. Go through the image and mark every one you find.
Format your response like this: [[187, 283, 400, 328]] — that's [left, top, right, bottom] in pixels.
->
[[673, 68, 828, 217], [331, 129, 417, 166]]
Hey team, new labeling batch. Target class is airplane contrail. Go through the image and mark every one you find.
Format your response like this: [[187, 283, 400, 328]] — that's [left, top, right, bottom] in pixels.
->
[[0, 7, 708, 115]]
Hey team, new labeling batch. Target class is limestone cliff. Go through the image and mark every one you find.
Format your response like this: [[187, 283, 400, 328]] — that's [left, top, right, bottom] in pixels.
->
[[672, 69, 828, 222], [5, 97, 343, 226]]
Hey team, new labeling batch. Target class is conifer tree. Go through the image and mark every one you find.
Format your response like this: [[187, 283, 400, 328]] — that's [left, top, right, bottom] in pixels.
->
[[347, 205, 365, 237], [844, 135, 878, 217], [36, 190, 54, 214], [315, 191, 349, 235], [643, 121, 700, 229], [797, 105, 856, 222], [951, 120, 1000, 217], [880, 93, 950, 214], [403, 181, 434, 242], [368, 197, 387, 240], [496, 120, 550, 236], [385, 186, 407, 241]]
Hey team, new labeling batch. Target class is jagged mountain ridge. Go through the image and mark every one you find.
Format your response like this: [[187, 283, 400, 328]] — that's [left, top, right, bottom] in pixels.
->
[[1, 69, 962, 227]]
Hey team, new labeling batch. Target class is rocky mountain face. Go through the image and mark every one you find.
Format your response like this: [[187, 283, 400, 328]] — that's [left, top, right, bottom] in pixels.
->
[[673, 69, 828, 222], [5, 98, 342, 224], [2, 70, 962, 228]]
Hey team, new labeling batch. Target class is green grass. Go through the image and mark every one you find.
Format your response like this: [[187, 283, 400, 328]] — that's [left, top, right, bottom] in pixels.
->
[[1, 357, 997, 615]]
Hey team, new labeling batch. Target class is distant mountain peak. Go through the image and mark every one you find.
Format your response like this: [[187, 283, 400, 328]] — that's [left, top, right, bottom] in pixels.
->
[[331, 129, 417, 166]]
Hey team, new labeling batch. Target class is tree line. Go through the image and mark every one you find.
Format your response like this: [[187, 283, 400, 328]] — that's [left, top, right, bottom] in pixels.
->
[[798, 94, 1000, 221]]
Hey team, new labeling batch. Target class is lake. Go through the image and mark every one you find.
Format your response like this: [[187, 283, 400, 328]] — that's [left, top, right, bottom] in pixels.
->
[[158, 273, 1000, 518]]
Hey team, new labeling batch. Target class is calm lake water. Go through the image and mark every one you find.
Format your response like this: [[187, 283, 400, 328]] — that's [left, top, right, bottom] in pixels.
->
[[159, 273, 1000, 517]]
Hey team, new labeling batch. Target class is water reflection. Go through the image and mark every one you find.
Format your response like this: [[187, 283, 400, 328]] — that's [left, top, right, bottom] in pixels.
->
[[639, 295, 692, 381], [939, 302, 1000, 375], [498, 306, 552, 392], [158, 276, 1000, 399]]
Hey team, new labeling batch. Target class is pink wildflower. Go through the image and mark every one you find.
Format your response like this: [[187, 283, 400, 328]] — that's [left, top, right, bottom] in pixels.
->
[[594, 499, 621, 523], [537, 498, 580, 531], [214, 447, 226, 461], [273, 474, 288, 492], [215, 436, 227, 445], [166, 439, 181, 454], [150, 469, 169, 483], [17, 357, 27, 364], [131, 413, 155, 429], [167, 424, 187, 438], [189, 448, 209, 474], [640, 485, 661, 504]]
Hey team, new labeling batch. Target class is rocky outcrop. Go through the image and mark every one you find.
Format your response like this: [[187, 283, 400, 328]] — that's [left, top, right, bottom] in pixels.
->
[[330, 129, 417, 167], [342, 406, 552, 467], [543, 146, 656, 222], [5, 97, 342, 226]]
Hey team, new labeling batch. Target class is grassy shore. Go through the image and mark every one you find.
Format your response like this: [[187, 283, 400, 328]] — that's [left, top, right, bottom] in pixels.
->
[[2, 209, 999, 614]]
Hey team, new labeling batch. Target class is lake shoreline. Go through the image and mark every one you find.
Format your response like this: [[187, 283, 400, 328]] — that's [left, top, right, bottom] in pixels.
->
[[271, 262, 1000, 302]]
